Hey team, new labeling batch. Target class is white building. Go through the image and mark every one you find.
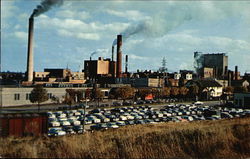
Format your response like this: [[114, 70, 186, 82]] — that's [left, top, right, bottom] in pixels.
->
[[0, 87, 110, 107]]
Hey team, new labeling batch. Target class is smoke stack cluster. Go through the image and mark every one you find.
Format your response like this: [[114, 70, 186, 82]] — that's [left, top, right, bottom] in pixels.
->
[[26, 17, 34, 82], [116, 35, 122, 78]]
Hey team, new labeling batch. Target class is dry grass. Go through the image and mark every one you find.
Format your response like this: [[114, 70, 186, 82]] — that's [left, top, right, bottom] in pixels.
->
[[0, 117, 249, 158]]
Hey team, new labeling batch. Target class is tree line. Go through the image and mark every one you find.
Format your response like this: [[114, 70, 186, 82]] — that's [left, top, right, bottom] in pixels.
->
[[29, 84, 249, 111]]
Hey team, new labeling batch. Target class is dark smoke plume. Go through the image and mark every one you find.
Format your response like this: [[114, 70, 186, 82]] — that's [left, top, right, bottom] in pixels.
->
[[31, 0, 63, 18]]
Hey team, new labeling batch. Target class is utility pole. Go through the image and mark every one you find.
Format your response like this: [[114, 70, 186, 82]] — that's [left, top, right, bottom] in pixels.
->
[[82, 93, 88, 133]]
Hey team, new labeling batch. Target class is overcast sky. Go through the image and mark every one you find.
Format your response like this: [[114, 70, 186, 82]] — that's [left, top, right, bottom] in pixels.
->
[[2, 0, 250, 74]]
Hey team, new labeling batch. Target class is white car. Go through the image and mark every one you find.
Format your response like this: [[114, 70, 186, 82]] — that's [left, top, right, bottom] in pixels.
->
[[126, 115, 135, 120], [68, 119, 81, 126], [49, 121, 60, 127], [102, 118, 110, 123], [156, 113, 164, 118], [57, 113, 67, 118], [74, 112, 81, 116], [59, 118, 71, 126], [194, 101, 204, 105], [119, 116, 128, 121]]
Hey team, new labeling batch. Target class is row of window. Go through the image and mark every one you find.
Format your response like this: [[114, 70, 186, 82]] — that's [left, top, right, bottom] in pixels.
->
[[14, 93, 53, 101]]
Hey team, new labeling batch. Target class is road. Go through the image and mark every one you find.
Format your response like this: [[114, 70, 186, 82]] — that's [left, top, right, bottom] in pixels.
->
[[1, 100, 221, 113]]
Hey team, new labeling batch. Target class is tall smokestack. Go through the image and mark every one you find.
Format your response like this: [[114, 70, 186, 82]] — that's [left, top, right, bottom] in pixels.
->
[[26, 16, 34, 82], [116, 35, 122, 78], [235, 66, 238, 80], [111, 46, 114, 61], [125, 55, 128, 73]]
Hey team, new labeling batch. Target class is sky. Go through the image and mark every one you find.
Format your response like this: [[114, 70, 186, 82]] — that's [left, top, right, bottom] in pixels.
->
[[1, 0, 250, 74]]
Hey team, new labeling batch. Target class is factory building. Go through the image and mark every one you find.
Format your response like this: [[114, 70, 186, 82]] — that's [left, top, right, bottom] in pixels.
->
[[84, 57, 116, 80], [132, 78, 164, 88], [194, 52, 228, 79], [84, 34, 128, 84], [32, 69, 85, 84], [234, 93, 250, 108]]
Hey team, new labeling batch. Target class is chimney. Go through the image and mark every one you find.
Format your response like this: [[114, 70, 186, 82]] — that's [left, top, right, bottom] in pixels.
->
[[125, 55, 128, 73], [116, 35, 122, 78], [228, 70, 231, 86], [26, 16, 34, 82], [235, 66, 238, 80], [224, 66, 228, 76], [111, 46, 114, 61]]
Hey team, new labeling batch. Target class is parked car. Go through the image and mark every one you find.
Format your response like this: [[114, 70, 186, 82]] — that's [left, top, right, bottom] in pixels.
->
[[125, 120, 135, 125], [107, 122, 119, 129], [48, 128, 66, 137], [135, 120, 146, 124], [182, 116, 194, 121], [49, 121, 60, 127], [62, 126, 76, 134], [221, 112, 233, 118], [119, 116, 128, 121], [116, 121, 126, 126], [58, 118, 71, 126], [194, 101, 204, 105], [144, 119, 156, 124], [68, 119, 81, 126], [73, 125, 84, 133]]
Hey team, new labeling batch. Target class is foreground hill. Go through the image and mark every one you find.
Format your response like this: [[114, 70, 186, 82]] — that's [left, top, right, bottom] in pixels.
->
[[0, 117, 249, 158]]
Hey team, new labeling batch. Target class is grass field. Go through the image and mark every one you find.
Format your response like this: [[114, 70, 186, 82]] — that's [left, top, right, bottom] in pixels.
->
[[0, 117, 249, 158]]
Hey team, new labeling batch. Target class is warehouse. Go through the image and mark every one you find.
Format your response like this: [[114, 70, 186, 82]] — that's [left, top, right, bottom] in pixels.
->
[[234, 93, 250, 108]]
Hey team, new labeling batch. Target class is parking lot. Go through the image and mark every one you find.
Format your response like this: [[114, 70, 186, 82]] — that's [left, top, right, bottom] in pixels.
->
[[47, 102, 250, 137]]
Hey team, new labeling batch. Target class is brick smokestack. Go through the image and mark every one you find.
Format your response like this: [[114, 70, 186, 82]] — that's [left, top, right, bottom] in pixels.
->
[[26, 17, 34, 82], [235, 66, 238, 80], [116, 35, 122, 78]]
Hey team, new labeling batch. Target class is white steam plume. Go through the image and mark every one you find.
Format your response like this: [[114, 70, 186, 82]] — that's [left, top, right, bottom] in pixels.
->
[[90, 49, 109, 59]]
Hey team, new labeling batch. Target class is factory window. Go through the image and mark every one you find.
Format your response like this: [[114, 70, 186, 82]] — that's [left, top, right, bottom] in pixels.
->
[[26, 93, 31, 100], [14, 94, 20, 100]]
